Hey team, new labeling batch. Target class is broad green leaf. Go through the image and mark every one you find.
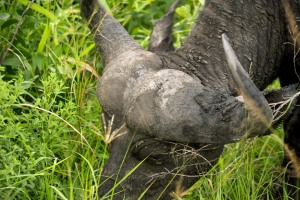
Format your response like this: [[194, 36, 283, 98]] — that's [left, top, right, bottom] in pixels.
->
[[0, 12, 10, 21], [22, 16, 36, 29], [24, 59, 32, 72], [53, 45, 62, 58], [1, 57, 22, 67], [1, 19, 18, 29], [21, 81, 34, 90], [57, 65, 66, 75], [32, 52, 46, 71]]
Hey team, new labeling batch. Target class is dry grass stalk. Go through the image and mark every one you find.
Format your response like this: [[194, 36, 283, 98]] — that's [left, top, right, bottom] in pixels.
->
[[282, 0, 300, 49], [80, 62, 101, 80], [269, 91, 300, 122], [284, 144, 300, 178], [280, 0, 300, 178], [282, 0, 300, 81], [101, 113, 127, 144], [170, 176, 188, 200], [64, 56, 101, 80]]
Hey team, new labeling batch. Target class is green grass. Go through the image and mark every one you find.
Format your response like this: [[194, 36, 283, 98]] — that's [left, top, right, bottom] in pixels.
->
[[184, 132, 286, 200], [0, 0, 295, 199]]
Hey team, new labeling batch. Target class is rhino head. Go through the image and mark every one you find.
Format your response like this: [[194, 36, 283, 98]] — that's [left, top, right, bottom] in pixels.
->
[[80, 0, 285, 199]]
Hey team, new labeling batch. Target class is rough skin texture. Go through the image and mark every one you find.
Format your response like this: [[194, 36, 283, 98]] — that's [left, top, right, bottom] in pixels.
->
[[279, 1, 300, 198], [80, 0, 300, 199]]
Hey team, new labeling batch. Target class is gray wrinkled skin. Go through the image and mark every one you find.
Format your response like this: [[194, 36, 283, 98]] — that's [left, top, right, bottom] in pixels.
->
[[80, 0, 299, 199]]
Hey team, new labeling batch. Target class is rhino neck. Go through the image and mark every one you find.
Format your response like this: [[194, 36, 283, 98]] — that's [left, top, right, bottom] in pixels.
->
[[176, 0, 285, 91]]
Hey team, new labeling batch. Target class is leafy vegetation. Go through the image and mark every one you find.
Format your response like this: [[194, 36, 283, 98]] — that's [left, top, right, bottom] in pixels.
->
[[0, 0, 295, 199]]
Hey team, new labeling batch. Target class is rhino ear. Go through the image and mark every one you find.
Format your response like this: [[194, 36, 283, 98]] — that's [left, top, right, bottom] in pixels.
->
[[148, 0, 181, 51], [222, 34, 273, 133], [80, 0, 142, 66]]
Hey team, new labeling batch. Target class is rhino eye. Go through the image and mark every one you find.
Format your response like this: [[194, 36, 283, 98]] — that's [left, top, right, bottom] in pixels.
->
[[147, 153, 165, 165], [132, 139, 172, 165]]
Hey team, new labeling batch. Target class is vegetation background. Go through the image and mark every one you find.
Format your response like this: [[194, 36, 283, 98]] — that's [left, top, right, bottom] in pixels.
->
[[0, 0, 292, 199]]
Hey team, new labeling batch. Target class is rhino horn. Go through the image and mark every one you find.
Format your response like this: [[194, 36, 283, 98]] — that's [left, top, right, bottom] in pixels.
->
[[222, 33, 273, 136], [80, 0, 142, 66]]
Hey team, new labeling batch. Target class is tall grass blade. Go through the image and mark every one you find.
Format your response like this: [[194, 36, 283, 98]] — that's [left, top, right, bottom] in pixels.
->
[[50, 186, 68, 200], [99, 0, 111, 12], [17, 0, 57, 22], [37, 24, 50, 53]]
